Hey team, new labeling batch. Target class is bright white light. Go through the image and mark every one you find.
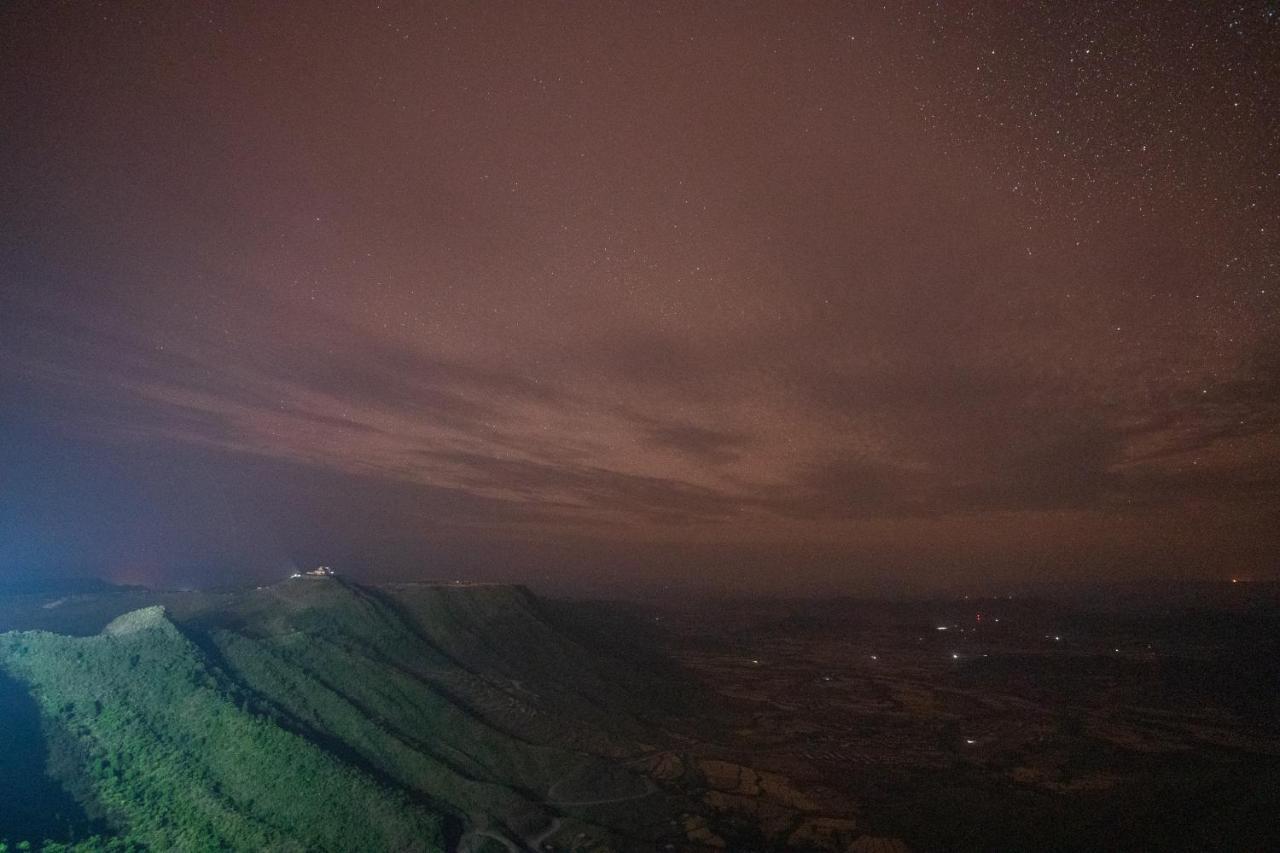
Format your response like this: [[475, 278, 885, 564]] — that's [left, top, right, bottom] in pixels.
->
[[936, 626, 949, 631], [870, 655, 878, 660], [965, 739, 976, 745], [951, 653, 959, 659]]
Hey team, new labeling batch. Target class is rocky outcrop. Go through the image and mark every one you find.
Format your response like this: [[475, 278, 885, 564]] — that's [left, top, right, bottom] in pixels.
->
[[696, 758, 820, 811]]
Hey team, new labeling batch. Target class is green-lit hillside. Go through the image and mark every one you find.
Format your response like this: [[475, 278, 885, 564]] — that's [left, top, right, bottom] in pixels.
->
[[0, 579, 697, 852], [0, 605, 446, 851]]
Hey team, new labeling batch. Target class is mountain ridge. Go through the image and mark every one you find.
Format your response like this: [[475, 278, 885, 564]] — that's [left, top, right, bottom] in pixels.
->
[[0, 579, 707, 852]]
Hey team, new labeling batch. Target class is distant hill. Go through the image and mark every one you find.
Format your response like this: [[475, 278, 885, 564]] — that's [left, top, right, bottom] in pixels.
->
[[0, 577, 136, 597]]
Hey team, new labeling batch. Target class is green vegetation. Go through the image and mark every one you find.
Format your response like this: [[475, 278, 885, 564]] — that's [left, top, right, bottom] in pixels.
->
[[0, 606, 444, 851], [0, 580, 688, 851]]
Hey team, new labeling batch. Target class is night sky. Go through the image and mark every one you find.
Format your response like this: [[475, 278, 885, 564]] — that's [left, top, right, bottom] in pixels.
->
[[2, 2, 1277, 594]]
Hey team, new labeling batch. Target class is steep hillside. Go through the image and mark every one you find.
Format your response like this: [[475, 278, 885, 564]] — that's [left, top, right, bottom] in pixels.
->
[[0, 579, 859, 852], [0, 606, 447, 851], [0, 580, 702, 852], [183, 579, 648, 841]]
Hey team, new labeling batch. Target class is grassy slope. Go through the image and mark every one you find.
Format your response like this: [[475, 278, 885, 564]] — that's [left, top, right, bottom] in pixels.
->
[[189, 580, 662, 838]]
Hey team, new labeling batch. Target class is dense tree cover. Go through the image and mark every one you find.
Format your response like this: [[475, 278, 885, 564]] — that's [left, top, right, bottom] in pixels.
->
[[0, 607, 445, 852]]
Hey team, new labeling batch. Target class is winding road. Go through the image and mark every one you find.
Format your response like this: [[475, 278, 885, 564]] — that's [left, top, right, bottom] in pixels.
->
[[456, 768, 657, 852]]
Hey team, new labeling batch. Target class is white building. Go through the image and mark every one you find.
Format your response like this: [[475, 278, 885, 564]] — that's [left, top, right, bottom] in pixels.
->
[[290, 566, 336, 579]]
